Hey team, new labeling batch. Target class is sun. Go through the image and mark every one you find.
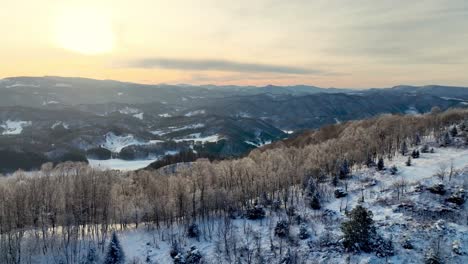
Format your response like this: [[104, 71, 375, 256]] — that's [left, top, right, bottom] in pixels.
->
[[54, 7, 115, 55]]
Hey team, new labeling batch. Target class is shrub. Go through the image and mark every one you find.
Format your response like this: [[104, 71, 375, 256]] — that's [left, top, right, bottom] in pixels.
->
[[428, 183, 446, 195], [446, 188, 465, 205], [185, 246, 203, 264], [390, 165, 398, 175], [245, 205, 266, 220], [274, 220, 290, 238], [334, 188, 348, 198], [425, 249, 441, 264], [373, 236, 394, 258], [298, 224, 310, 240], [187, 223, 200, 239]]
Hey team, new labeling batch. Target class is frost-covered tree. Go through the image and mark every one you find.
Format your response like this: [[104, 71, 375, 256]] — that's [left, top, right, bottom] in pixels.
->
[[341, 205, 376, 252], [104, 233, 125, 264]]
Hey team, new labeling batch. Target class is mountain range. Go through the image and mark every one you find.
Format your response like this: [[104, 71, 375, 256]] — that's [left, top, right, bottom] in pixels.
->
[[0, 76, 467, 173]]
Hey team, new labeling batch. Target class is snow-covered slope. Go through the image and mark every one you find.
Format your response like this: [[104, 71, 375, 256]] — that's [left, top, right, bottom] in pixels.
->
[[0, 120, 32, 135]]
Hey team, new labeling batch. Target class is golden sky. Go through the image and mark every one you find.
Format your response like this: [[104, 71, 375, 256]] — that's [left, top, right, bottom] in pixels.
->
[[1, 0, 468, 87]]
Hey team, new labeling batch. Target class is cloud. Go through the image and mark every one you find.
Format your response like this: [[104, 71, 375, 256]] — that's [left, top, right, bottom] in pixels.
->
[[124, 58, 320, 75]]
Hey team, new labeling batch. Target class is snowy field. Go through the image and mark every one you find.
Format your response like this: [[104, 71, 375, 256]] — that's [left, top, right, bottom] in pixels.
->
[[88, 158, 157, 171]]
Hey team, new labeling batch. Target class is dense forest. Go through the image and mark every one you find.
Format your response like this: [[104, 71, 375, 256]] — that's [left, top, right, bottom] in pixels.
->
[[0, 108, 467, 263]]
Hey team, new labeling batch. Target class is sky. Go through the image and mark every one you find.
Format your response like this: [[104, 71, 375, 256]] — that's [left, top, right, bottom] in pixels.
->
[[1, 0, 468, 88]]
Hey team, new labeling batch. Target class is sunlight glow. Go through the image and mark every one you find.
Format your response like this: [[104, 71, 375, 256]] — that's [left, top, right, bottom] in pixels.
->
[[54, 7, 114, 55]]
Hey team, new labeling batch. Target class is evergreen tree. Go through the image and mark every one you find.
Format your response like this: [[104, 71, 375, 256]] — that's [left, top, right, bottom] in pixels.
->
[[389, 165, 398, 175], [377, 158, 384, 171], [443, 132, 451, 146], [104, 233, 125, 264], [82, 245, 98, 264], [341, 205, 376, 252], [339, 159, 350, 179], [406, 156, 412, 166], [450, 126, 458, 137], [414, 134, 421, 145], [310, 194, 321, 210], [411, 149, 420, 159], [400, 141, 408, 156]]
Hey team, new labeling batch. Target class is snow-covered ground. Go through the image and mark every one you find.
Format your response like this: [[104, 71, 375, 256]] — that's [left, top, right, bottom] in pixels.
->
[[88, 158, 157, 171], [102, 132, 162, 152], [110, 146, 468, 263], [174, 133, 221, 143], [151, 123, 205, 136], [185, 110, 205, 117], [0, 120, 32, 135], [20, 143, 468, 263]]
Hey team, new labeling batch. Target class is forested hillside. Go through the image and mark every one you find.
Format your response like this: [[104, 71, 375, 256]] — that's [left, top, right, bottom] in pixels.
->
[[0, 108, 467, 263]]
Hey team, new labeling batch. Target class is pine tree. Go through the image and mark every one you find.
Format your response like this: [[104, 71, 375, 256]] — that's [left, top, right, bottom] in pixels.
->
[[341, 205, 376, 252], [450, 126, 458, 137], [377, 158, 384, 171], [406, 156, 412, 166], [400, 141, 408, 156], [414, 134, 421, 145], [339, 159, 350, 179], [104, 233, 125, 264], [83, 245, 98, 264], [443, 132, 451, 146], [310, 194, 321, 210]]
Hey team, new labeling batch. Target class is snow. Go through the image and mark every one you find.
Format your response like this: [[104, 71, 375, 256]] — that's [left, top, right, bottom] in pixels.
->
[[51, 121, 69, 129], [405, 107, 420, 115], [282, 130, 294, 134], [174, 133, 221, 143], [117, 92, 124, 96], [133, 113, 144, 120], [102, 133, 145, 152], [184, 109, 206, 117], [102, 133, 164, 152], [88, 159, 156, 171], [151, 123, 205, 136], [441, 97, 467, 102], [245, 139, 272, 147], [119, 107, 140, 115], [16, 138, 468, 263], [159, 113, 172, 118], [334, 117, 341, 124], [55, 83, 72, 87], [0, 120, 32, 135], [5, 83, 40, 88], [42, 100, 59, 105]]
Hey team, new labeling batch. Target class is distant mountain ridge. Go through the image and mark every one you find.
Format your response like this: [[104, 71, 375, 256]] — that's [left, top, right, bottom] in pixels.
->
[[0, 76, 467, 172]]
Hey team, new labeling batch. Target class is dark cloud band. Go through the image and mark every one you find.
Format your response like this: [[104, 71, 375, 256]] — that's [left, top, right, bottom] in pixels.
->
[[125, 58, 319, 74]]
